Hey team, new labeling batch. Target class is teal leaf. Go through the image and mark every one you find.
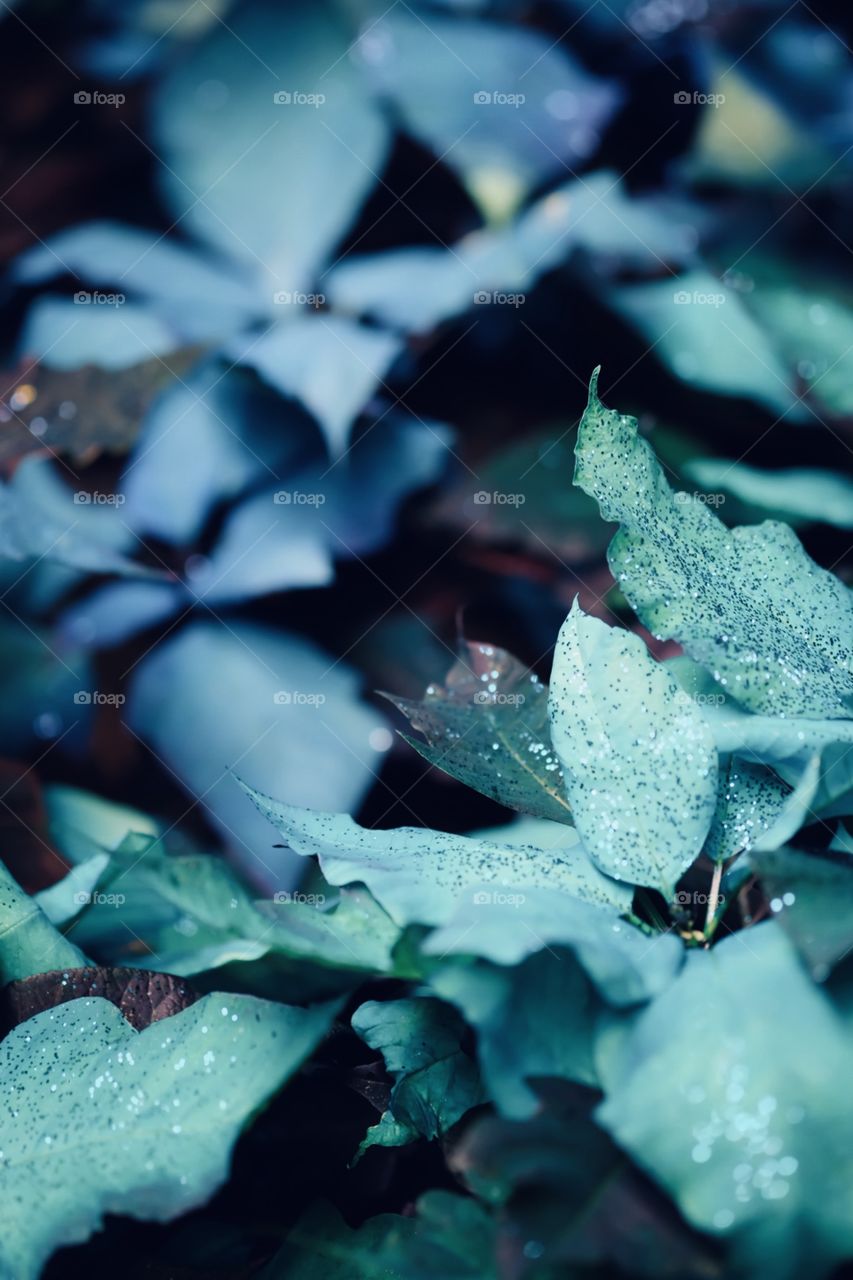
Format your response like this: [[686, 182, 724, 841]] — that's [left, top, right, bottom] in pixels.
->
[[351, 998, 482, 1154], [129, 622, 387, 885], [387, 639, 573, 826], [597, 925, 853, 1279], [548, 600, 717, 895], [605, 271, 806, 417], [668, 658, 853, 817], [231, 317, 402, 458], [239, 788, 628, 927], [355, 11, 620, 216], [0, 992, 337, 1279], [752, 845, 853, 976], [152, 0, 389, 292], [430, 950, 597, 1118], [267, 1193, 497, 1280], [705, 756, 820, 864], [0, 860, 87, 983], [422, 887, 681, 1005], [575, 371, 853, 718], [58, 831, 399, 980], [685, 459, 853, 530]]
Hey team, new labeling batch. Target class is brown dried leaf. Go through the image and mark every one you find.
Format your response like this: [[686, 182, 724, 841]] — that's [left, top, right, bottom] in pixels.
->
[[0, 347, 205, 472], [1, 965, 198, 1034]]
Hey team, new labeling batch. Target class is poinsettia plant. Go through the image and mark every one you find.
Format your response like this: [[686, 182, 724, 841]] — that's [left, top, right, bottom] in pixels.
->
[[1, 373, 852, 1280]]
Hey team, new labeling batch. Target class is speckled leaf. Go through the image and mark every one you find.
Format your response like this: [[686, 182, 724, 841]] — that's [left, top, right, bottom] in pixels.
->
[[0, 992, 337, 1280], [575, 371, 853, 718], [668, 658, 853, 817], [548, 601, 717, 895], [385, 640, 572, 826], [0, 861, 86, 984], [752, 846, 853, 976], [597, 926, 853, 1279], [704, 756, 820, 863], [430, 950, 597, 1119], [351, 998, 482, 1155], [239, 785, 624, 928], [465, 817, 632, 914]]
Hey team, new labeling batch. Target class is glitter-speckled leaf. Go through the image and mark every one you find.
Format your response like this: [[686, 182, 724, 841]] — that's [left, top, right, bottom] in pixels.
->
[[575, 370, 853, 718], [239, 785, 624, 928], [0, 993, 337, 1280], [385, 640, 572, 826], [597, 926, 853, 1280], [548, 601, 717, 895]]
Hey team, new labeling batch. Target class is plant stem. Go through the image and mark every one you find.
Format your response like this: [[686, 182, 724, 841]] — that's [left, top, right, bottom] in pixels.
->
[[703, 861, 724, 940]]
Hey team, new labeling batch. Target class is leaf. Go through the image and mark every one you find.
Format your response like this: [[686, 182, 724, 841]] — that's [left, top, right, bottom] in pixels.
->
[[430, 950, 598, 1118], [58, 831, 399, 980], [0, 965, 197, 1033], [13, 221, 260, 343], [239, 789, 629, 928], [0, 992, 337, 1280], [0, 457, 152, 579], [668, 658, 853, 817], [355, 10, 620, 217], [128, 622, 388, 887], [752, 845, 853, 976], [152, 0, 389, 291], [597, 925, 853, 1279], [704, 756, 822, 864], [421, 887, 681, 1006], [605, 271, 806, 417], [231, 317, 402, 457], [267, 1193, 498, 1280], [0, 348, 204, 469], [450, 1082, 720, 1280], [685, 459, 853, 529], [0, 860, 87, 984], [548, 601, 717, 895], [386, 639, 573, 826], [575, 370, 853, 718], [351, 998, 482, 1154], [328, 174, 694, 335]]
